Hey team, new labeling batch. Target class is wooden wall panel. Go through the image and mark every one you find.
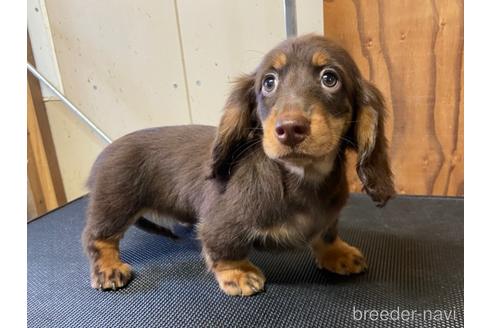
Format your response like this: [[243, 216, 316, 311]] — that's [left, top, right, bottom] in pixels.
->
[[28, 81, 67, 214], [323, 0, 463, 196], [28, 33, 67, 216]]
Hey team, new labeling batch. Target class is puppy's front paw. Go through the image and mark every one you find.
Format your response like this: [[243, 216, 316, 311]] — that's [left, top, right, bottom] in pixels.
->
[[91, 262, 132, 290], [312, 237, 367, 275], [213, 260, 265, 296]]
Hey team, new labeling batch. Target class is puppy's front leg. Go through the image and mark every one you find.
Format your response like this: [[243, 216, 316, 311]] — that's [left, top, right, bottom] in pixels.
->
[[200, 222, 265, 296], [311, 230, 368, 275], [210, 259, 265, 296], [203, 246, 265, 296]]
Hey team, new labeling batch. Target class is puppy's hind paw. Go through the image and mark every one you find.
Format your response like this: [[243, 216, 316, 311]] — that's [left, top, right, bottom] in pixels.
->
[[91, 262, 132, 291]]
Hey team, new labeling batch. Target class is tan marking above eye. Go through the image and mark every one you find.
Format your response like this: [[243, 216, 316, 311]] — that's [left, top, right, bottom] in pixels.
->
[[272, 52, 287, 70], [312, 51, 330, 66]]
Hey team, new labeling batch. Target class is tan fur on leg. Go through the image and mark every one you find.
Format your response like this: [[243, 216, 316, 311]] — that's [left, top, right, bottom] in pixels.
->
[[311, 236, 367, 275], [212, 259, 265, 296], [90, 240, 132, 290]]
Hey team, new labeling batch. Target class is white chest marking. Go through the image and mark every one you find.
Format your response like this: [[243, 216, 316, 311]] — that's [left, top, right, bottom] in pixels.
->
[[250, 214, 313, 246]]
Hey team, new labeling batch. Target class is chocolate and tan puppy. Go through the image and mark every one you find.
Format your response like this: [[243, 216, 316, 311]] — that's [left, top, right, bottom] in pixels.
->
[[82, 34, 395, 296]]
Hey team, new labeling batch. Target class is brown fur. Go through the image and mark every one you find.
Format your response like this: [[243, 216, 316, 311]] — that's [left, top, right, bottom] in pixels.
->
[[82, 34, 395, 296]]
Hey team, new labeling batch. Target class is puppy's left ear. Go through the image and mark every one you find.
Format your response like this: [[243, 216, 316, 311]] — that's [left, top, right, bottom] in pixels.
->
[[210, 73, 257, 181], [352, 79, 395, 207]]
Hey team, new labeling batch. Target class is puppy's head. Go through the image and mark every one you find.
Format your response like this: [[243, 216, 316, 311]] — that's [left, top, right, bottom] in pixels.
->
[[211, 35, 395, 206]]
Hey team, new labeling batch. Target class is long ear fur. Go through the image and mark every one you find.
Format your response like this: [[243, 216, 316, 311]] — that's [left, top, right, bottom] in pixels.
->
[[210, 73, 257, 182], [351, 79, 395, 206]]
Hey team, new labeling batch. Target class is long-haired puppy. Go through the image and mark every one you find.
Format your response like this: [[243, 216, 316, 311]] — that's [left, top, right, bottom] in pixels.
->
[[82, 35, 395, 296]]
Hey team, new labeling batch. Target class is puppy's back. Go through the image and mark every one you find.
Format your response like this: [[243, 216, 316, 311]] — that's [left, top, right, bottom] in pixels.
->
[[87, 125, 216, 219]]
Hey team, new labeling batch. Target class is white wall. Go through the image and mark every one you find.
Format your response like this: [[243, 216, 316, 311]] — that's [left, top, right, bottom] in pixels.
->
[[28, 0, 323, 200], [27, 0, 63, 99]]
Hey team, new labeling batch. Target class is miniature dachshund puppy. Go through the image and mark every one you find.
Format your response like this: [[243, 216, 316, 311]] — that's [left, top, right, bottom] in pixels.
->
[[82, 34, 395, 296]]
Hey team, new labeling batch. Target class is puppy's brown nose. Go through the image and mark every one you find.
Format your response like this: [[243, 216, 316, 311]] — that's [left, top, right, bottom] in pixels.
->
[[275, 116, 310, 146]]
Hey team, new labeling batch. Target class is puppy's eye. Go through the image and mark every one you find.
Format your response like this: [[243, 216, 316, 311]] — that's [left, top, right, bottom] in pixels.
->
[[320, 69, 340, 89], [262, 73, 278, 96]]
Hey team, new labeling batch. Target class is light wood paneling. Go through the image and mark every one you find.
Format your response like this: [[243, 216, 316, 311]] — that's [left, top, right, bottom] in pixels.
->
[[28, 33, 66, 216], [28, 136, 47, 218], [324, 0, 463, 196], [28, 82, 67, 212]]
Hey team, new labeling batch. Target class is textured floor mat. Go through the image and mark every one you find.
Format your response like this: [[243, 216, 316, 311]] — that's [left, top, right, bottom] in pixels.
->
[[27, 194, 463, 327]]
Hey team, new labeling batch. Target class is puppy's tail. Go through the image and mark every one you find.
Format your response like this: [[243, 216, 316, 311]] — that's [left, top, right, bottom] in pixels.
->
[[134, 217, 179, 239]]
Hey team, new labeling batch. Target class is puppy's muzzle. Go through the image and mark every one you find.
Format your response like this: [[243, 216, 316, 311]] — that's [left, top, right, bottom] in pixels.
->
[[275, 112, 310, 147]]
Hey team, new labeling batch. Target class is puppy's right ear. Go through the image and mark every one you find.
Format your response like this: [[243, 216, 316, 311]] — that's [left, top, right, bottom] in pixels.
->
[[210, 73, 257, 181], [351, 79, 395, 206]]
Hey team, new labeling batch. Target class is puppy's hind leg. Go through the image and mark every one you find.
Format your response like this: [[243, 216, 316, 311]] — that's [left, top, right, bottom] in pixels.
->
[[82, 196, 140, 291]]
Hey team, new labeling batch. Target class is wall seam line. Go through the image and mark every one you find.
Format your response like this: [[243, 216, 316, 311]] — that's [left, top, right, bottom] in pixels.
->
[[39, 0, 65, 95], [173, 0, 194, 124]]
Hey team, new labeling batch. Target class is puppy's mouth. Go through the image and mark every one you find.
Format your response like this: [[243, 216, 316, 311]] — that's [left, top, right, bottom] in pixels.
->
[[279, 152, 312, 159], [275, 151, 318, 166], [262, 137, 335, 167]]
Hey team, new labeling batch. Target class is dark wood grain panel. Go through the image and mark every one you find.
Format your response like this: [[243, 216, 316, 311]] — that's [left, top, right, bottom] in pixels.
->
[[323, 0, 463, 196]]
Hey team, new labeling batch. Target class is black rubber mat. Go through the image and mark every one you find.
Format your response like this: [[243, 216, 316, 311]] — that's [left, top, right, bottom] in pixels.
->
[[27, 194, 463, 327]]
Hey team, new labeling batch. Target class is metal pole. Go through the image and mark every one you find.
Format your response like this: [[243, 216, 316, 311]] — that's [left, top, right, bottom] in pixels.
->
[[27, 62, 113, 144], [283, 0, 297, 38]]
